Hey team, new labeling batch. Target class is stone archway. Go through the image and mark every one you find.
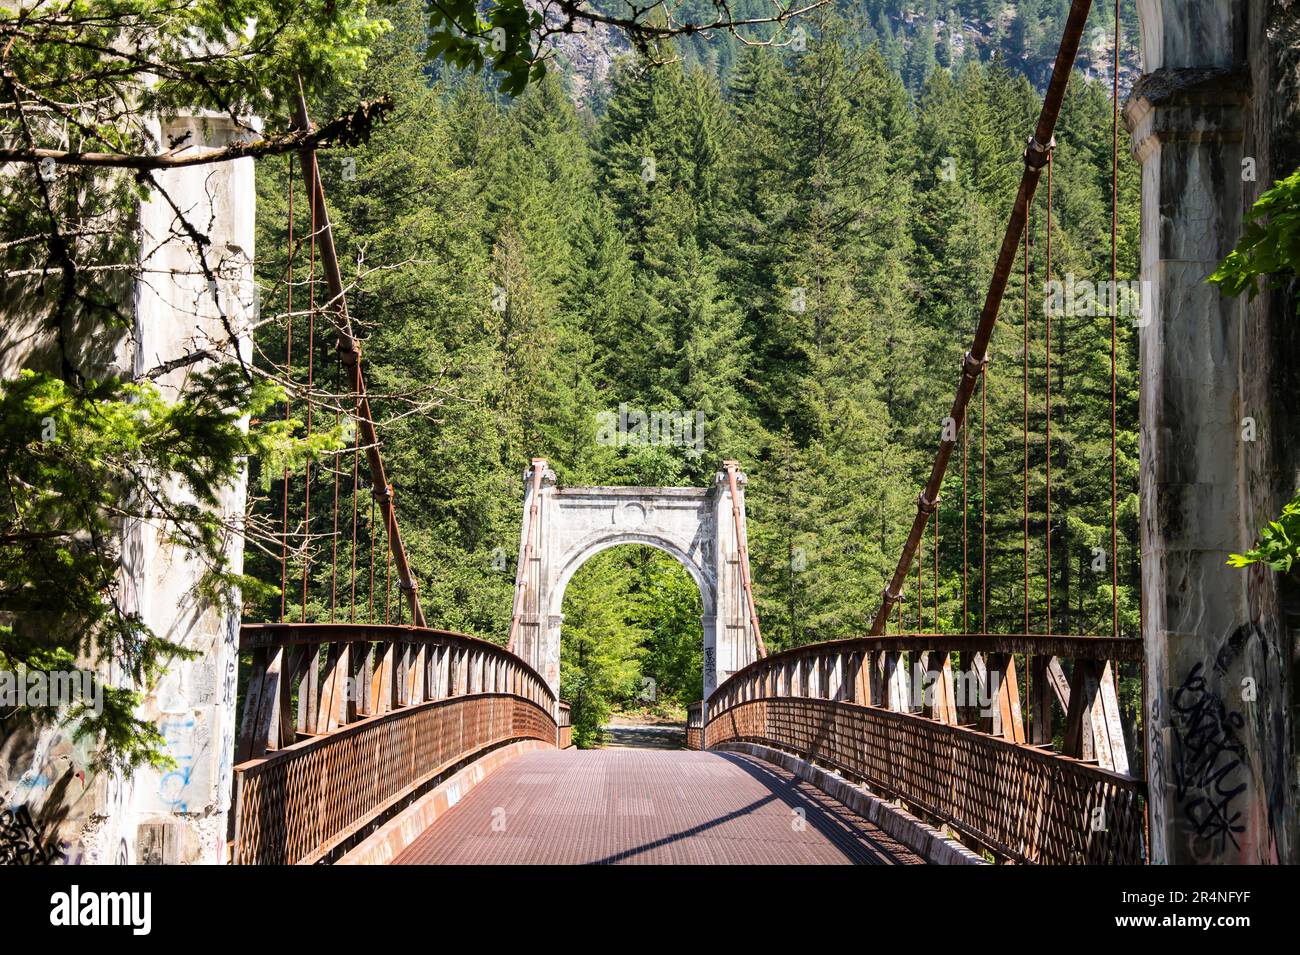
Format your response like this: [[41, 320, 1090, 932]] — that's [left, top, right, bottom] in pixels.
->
[[508, 460, 760, 702]]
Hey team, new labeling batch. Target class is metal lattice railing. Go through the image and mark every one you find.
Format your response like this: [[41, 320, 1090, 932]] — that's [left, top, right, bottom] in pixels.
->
[[701, 634, 1145, 863], [231, 623, 557, 864], [706, 695, 1143, 864]]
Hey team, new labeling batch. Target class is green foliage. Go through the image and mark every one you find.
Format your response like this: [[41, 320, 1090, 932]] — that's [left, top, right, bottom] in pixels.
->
[[0, 0, 385, 776], [0, 368, 314, 772], [424, 0, 542, 96], [1210, 167, 1300, 308], [1213, 168, 1300, 576], [2, 0, 387, 141], [556, 547, 701, 746], [1228, 493, 1300, 573], [558, 549, 647, 746]]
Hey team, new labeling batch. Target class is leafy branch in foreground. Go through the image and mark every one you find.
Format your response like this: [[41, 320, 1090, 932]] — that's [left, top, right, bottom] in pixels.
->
[[0, 366, 333, 772], [1209, 166, 1300, 308], [1211, 166, 1300, 574], [0, 2, 382, 776], [1228, 493, 1300, 573]]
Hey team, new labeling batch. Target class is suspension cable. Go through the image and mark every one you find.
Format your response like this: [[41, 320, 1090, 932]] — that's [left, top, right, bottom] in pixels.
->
[[350, 390, 360, 623], [280, 156, 295, 622], [292, 87, 425, 627], [1110, 0, 1121, 637], [869, 0, 1095, 634], [1045, 154, 1054, 634], [981, 368, 987, 634], [300, 162, 317, 623], [1023, 206, 1031, 635]]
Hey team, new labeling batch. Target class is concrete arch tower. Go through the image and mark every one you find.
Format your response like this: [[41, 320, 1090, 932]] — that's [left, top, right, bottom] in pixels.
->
[[509, 460, 761, 702]]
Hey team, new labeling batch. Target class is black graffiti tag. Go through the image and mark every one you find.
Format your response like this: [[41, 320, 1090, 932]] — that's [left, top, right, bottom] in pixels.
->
[[0, 804, 65, 865], [1170, 662, 1247, 855]]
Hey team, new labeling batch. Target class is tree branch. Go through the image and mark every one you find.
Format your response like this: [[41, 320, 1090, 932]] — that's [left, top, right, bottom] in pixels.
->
[[0, 95, 394, 170]]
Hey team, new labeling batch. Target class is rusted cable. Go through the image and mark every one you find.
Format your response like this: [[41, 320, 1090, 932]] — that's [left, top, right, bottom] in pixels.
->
[[293, 87, 425, 627], [933, 504, 939, 631], [1109, 0, 1121, 638], [280, 156, 294, 622], [917, 528, 923, 630], [300, 162, 316, 623], [507, 459, 546, 655], [725, 461, 767, 659], [384, 484, 393, 625], [1045, 154, 1054, 634], [350, 392, 360, 623], [368, 492, 376, 624], [1023, 208, 1030, 635], [869, 0, 1095, 635], [331, 357, 340, 621], [981, 369, 988, 634], [1023, 195, 1033, 741], [962, 403, 968, 632]]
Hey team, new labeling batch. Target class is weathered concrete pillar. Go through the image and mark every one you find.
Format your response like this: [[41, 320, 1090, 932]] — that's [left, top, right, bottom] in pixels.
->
[[1128, 0, 1297, 864], [0, 111, 254, 864], [113, 112, 254, 865]]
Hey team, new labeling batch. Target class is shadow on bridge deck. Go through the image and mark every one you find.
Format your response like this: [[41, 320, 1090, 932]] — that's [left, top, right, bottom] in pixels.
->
[[392, 749, 927, 865]]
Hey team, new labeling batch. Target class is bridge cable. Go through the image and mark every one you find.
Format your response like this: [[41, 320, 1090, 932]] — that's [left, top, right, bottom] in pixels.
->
[[301, 156, 317, 623], [1023, 207, 1030, 637], [291, 86, 426, 627], [385, 485, 393, 624], [368, 491, 377, 624], [350, 380, 360, 623], [962, 381, 968, 633], [1045, 153, 1053, 635], [868, 0, 1092, 635], [980, 363, 987, 635], [1109, 0, 1121, 638], [916, 527, 922, 630], [331, 323, 341, 622], [280, 155, 295, 622], [933, 494, 939, 631], [1023, 184, 1032, 742]]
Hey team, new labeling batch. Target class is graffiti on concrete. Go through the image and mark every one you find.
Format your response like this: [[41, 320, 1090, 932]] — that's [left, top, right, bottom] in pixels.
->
[[1148, 692, 1166, 844], [0, 803, 64, 864], [1170, 660, 1247, 855]]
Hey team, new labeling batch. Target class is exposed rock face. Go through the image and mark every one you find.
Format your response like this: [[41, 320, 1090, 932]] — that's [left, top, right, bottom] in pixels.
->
[[537, 13, 630, 109], [537, 4, 1141, 105], [1127, 0, 1298, 865]]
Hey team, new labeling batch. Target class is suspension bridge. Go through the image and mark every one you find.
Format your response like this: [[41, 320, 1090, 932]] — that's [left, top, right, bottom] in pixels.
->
[[226, 0, 1280, 867], [235, 0, 1137, 867]]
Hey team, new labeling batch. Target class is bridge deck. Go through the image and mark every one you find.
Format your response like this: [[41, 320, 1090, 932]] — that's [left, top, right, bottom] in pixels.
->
[[393, 749, 926, 865]]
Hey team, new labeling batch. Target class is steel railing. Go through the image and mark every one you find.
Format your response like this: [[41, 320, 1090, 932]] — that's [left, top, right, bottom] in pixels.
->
[[230, 623, 557, 864], [701, 633, 1144, 864]]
